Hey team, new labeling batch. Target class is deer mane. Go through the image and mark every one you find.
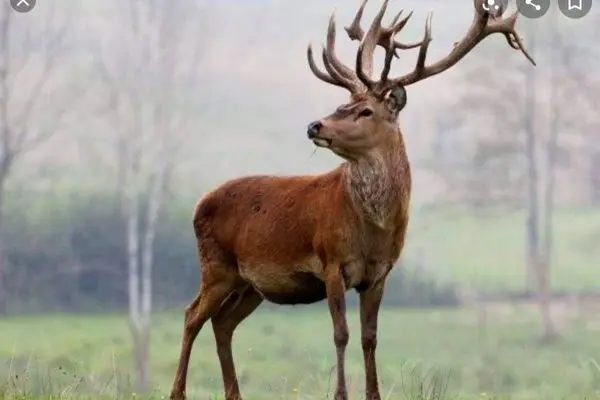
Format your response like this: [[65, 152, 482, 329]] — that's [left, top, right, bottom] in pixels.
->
[[344, 145, 408, 229]]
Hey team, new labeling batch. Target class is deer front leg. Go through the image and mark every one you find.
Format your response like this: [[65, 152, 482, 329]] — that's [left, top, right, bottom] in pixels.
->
[[325, 265, 349, 400], [359, 281, 385, 400]]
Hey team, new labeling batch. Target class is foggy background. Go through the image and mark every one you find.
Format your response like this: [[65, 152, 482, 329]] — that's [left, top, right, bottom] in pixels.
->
[[0, 0, 599, 399]]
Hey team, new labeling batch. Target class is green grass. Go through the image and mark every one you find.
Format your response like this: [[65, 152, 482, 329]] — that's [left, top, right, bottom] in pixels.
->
[[406, 207, 600, 291], [3, 306, 600, 399]]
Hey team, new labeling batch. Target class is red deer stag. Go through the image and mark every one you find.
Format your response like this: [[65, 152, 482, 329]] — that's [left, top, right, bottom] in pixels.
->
[[170, 0, 534, 399]]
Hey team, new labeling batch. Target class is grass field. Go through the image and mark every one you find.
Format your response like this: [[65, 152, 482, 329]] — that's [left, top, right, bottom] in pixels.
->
[[406, 207, 600, 291], [3, 304, 600, 399]]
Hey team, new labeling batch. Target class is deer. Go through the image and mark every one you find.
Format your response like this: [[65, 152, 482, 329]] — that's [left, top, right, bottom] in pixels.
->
[[169, 0, 534, 399]]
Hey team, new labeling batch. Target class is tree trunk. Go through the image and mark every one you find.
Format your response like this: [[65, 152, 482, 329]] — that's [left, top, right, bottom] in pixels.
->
[[536, 12, 561, 341], [522, 23, 557, 340], [0, 179, 8, 315], [130, 171, 164, 394], [130, 318, 150, 394], [523, 26, 539, 295], [536, 257, 555, 340], [126, 167, 140, 326], [0, 2, 10, 315], [125, 99, 147, 392]]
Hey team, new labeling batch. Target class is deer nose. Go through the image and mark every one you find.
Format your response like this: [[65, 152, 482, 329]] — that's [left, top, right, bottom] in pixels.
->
[[307, 121, 322, 139]]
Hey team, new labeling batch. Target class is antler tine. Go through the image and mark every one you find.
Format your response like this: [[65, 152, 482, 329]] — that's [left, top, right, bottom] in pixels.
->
[[307, 44, 348, 89], [356, 0, 390, 88], [388, 11, 423, 53], [345, 0, 368, 41], [379, 39, 396, 84], [486, 9, 536, 65], [321, 47, 363, 93], [377, 10, 407, 83], [414, 13, 434, 75], [486, 0, 518, 51], [375, 11, 430, 94], [355, 42, 375, 90], [307, 12, 367, 93], [325, 13, 362, 85], [346, 2, 422, 58], [379, 0, 535, 91], [389, 10, 403, 26]]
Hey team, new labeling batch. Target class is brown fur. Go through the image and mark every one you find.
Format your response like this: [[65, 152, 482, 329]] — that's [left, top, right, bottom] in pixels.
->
[[169, 0, 535, 398], [194, 136, 411, 305]]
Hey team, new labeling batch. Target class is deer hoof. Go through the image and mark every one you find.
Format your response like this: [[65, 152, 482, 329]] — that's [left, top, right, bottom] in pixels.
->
[[169, 391, 185, 400]]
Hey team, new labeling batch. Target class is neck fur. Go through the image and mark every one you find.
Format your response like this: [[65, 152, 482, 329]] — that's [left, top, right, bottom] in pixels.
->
[[344, 146, 407, 228]]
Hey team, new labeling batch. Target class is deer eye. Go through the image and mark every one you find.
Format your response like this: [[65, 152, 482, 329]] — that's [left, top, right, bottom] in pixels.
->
[[358, 108, 373, 118]]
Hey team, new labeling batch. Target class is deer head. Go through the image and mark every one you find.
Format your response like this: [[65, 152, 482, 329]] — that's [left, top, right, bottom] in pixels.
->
[[306, 0, 535, 161]]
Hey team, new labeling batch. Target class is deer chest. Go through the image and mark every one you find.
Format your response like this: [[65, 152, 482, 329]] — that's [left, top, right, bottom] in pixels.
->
[[340, 227, 404, 290]]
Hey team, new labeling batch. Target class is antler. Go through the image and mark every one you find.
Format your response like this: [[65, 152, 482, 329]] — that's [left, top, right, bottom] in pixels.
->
[[377, 0, 536, 94], [307, 0, 535, 97]]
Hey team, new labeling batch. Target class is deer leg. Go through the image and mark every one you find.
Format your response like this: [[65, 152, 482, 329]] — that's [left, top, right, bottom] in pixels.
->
[[170, 277, 234, 400], [359, 281, 385, 400], [211, 286, 263, 400], [325, 266, 349, 400]]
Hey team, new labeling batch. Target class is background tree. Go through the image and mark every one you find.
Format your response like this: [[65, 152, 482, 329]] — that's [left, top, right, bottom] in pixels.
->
[[92, 0, 210, 392], [429, 11, 595, 338], [0, 1, 83, 313]]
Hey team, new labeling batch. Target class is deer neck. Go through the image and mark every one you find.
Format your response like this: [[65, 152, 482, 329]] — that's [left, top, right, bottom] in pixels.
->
[[343, 135, 409, 229]]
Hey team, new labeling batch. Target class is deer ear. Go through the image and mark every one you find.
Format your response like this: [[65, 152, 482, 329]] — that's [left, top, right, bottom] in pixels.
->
[[384, 85, 407, 115]]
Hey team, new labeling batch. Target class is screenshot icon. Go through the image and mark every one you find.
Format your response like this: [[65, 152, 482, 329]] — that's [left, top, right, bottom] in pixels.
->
[[479, 0, 509, 16]]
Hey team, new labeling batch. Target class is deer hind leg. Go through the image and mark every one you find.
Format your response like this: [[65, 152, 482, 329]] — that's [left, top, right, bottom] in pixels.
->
[[211, 285, 263, 400], [169, 271, 237, 400]]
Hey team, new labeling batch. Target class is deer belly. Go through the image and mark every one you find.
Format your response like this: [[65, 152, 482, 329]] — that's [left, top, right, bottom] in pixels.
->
[[239, 261, 327, 305], [258, 272, 327, 305]]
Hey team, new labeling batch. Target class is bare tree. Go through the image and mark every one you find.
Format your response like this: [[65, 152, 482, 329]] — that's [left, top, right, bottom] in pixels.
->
[[520, 23, 547, 330], [446, 13, 592, 339], [0, 2, 79, 313], [94, 0, 208, 393], [522, 22, 557, 341], [526, 14, 593, 341]]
